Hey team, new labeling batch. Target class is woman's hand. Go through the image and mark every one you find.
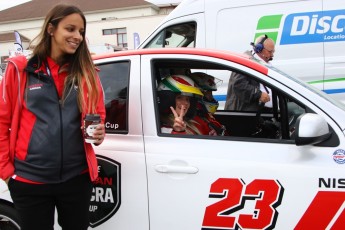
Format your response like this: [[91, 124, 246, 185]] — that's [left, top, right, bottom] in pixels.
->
[[170, 106, 186, 132], [93, 123, 105, 145]]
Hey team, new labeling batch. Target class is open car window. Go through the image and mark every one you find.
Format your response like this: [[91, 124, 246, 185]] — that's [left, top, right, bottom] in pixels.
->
[[152, 58, 312, 142]]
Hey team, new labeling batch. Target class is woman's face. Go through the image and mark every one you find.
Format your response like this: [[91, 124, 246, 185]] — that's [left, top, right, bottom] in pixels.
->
[[175, 94, 190, 116], [49, 13, 84, 61]]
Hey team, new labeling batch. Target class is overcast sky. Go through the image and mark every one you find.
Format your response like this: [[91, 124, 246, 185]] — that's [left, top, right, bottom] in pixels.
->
[[0, 0, 31, 11], [0, 1, 181, 11]]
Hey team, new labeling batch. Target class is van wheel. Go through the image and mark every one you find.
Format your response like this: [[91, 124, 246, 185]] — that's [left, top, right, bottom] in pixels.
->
[[0, 204, 21, 230]]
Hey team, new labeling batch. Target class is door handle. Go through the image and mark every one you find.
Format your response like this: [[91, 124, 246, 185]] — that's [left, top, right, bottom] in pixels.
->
[[154, 164, 199, 174]]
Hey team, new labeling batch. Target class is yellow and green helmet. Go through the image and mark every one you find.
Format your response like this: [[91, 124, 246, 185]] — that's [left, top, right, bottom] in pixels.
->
[[158, 75, 203, 98]]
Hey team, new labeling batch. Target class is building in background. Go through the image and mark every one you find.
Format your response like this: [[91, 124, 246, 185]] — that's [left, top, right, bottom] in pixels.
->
[[0, 0, 179, 62]]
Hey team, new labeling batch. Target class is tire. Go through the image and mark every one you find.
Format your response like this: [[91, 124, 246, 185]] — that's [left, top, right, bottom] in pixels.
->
[[0, 204, 21, 230]]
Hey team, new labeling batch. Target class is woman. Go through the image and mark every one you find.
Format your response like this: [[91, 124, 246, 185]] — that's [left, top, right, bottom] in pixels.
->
[[158, 75, 217, 135], [0, 4, 105, 230]]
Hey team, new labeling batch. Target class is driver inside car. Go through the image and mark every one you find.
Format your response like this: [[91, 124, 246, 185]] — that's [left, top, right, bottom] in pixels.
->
[[158, 75, 221, 135], [189, 72, 228, 136]]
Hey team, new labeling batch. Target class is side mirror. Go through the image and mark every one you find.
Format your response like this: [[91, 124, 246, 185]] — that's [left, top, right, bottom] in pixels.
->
[[295, 113, 331, 146]]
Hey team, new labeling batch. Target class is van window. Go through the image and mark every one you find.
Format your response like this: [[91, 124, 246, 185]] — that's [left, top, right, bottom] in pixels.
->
[[145, 22, 196, 48], [98, 61, 130, 134]]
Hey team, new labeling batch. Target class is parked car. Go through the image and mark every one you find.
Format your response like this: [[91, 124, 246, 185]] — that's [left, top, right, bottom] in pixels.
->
[[1, 48, 345, 230]]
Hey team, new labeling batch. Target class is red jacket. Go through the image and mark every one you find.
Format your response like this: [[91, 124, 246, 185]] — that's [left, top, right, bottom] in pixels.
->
[[0, 55, 105, 182], [161, 113, 219, 135]]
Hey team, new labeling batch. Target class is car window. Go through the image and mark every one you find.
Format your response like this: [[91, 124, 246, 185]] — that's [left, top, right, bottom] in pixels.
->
[[97, 61, 130, 134], [144, 22, 196, 48], [269, 65, 345, 111], [153, 59, 313, 142]]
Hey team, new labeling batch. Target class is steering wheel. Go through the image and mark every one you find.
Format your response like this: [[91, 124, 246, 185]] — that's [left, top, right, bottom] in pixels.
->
[[251, 102, 266, 137], [252, 101, 282, 139]]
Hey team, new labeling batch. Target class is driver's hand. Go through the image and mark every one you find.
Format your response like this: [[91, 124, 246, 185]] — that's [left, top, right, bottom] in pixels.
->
[[260, 92, 270, 103], [170, 106, 187, 132]]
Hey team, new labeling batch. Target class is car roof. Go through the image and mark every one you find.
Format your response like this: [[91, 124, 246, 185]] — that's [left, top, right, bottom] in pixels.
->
[[92, 48, 269, 75]]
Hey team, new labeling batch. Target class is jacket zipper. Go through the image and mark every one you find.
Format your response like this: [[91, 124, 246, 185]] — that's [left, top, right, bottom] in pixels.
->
[[45, 64, 64, 181]]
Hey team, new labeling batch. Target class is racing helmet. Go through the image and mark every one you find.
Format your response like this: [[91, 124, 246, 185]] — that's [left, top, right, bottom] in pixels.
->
[[189, 72, 222, 114], [203, 98, 219, 114], [157, 75, 203, 118], [189, 72, 222, 91], [157, 75, 203, 98]]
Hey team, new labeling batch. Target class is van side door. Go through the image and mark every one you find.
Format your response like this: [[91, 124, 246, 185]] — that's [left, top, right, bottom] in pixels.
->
[[322, 0, 345, 104], [208, 0, 324, 96]]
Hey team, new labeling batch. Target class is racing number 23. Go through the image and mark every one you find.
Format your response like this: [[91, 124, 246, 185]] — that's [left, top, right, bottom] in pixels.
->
[[202, 178, 284, 230]]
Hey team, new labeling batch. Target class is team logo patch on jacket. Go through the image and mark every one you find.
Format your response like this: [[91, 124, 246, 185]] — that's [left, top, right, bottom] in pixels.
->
[[28, 83, 43, 91]]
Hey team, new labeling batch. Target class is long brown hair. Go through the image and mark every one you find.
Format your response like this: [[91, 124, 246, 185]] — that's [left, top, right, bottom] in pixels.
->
[[30, 4, 99, 113]]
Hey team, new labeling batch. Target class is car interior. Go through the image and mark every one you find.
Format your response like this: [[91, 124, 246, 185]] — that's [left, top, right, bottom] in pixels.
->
[[152, 58, 308, 142]]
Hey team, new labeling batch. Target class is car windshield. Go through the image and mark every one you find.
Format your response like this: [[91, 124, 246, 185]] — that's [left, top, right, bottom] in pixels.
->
[[267, 64, 345, 112]]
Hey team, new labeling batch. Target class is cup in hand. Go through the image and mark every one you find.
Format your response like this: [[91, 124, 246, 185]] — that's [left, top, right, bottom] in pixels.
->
[[83, 114, 101, 143]]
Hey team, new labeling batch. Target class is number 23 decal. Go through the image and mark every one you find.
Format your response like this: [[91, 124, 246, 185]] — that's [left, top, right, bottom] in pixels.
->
[[202, 178, 345, 229], [202, 178, 284, 230]]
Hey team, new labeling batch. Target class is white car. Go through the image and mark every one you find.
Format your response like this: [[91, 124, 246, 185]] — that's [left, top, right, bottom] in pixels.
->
[[1, 48, 345, 230]]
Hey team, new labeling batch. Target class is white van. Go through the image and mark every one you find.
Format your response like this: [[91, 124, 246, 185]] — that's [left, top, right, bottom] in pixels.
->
[[139, 0, 345, 104]]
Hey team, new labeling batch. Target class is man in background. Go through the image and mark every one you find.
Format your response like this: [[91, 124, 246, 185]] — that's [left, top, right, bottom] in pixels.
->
[[224, 34, 275, 111]]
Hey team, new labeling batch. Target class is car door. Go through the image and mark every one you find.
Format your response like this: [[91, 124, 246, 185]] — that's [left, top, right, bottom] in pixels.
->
[[91, 55, 149, 229], [141, 53, 345, 229]]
